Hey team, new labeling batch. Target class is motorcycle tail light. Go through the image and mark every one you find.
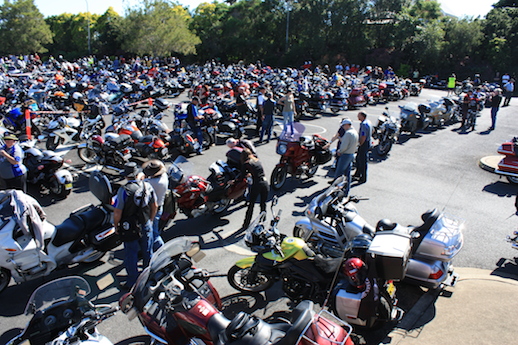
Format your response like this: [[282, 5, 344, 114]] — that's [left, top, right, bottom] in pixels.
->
[[65, 159, 72, 164], [428, 267, 444, 280], [37, 165, 44, 170]]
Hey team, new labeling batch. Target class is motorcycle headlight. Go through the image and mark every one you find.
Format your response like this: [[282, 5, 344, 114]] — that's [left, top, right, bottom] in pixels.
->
[[276, 143, 288, 155]]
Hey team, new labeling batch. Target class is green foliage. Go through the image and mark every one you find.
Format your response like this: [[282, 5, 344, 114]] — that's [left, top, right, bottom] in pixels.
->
[[0, 0, 52, 55], [93, 7, 124, 56], [120, 0, 200, 56], [482, 7, 518, 75]]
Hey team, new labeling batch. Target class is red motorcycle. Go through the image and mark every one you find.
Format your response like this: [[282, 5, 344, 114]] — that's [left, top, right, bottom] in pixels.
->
[[119, 237, 354, 345], [163, 156, 248, 219], [495, 137, 518, 184], [270, 124, 332, 190]]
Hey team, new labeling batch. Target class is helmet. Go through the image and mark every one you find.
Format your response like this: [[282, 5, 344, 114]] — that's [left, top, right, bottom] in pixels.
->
[[342, 258, 368, 289], [72, 92, 83, 101]]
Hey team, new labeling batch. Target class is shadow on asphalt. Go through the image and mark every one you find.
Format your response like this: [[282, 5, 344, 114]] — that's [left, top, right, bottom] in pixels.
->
[[493, 257, 518, 281], [482, 181, 518, 198]]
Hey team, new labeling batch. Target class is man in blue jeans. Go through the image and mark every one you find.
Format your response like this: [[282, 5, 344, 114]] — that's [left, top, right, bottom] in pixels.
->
[[353, 111, 372, 184], [324, 118, 358, 195], [114, 162, 157, 290]]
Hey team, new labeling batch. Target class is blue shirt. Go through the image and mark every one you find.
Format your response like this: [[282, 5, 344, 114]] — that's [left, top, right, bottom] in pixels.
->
[[0, 144, 26, 179]]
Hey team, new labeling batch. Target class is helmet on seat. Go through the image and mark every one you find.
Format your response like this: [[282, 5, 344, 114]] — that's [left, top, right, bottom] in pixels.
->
[[342, 257, 368, 289]]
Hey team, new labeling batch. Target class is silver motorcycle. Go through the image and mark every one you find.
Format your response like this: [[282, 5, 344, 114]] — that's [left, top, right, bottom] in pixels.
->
[[293, 177, 464, 289], [372, 107, 400, 156]]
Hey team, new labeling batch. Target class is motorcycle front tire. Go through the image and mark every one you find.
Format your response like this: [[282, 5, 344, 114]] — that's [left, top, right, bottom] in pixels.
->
[[227, 265, 274, 293], [377, 140, 393, 156], [270, 166, 288, 190], [78, 147, 99, 164]]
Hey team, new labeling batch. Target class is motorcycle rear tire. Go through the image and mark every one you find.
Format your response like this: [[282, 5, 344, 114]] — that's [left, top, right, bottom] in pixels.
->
[[46, 136, 62, 151], [78, 147, 99, 164], [506, 176, 518, 185], [49, 177, 71, 198], [227, 265, 274, 293], [202, 131, 212, 149], [270, 166, 287, 190], [0, 267, 11, 293], [305, 156, 318, 177], [233, 128, 243, 139], [369, 296, 392, 330], [377, 140, 393, 156], [330, 107, 341, 114]]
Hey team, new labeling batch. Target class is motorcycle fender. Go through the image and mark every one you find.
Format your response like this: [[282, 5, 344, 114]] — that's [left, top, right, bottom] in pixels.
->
[[54, 170, 73, 188], [77, 142, 87, 149], [235, 256, 256, 269]]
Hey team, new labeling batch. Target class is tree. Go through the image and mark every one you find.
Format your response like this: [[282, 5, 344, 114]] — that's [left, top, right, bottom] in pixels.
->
[[93, 7, 124, 56], [0, 0, 52, 55], [121, 0, 200, 56]]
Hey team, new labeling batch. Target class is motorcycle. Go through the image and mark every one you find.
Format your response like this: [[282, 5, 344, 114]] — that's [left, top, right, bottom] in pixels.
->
[[372, 107, 400, 156], [163, 156, 247, 219], [398, 102, 432, 135], [270, 124, 332, 190], [494, 137, 518, 184], [6, 276, 117, 345], [328, 88, 348, 114], [293, 177, 465, 289], [0, 171, 120, 293], [347, 87, 367, 109], [424, 97, 458, 126], [119, 237, 354, 345], [77, 133, 134, 171], [20, 138, 75, 198]]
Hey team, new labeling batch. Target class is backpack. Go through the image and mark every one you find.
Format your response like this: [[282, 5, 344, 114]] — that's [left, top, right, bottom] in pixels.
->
[[119, 181, 153, 242]]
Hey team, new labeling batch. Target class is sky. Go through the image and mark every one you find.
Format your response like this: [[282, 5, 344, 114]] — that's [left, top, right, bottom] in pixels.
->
[[34, 0, 497, 18]]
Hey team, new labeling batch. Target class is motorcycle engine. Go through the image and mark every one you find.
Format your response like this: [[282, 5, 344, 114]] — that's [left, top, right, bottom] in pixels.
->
[[281, 274, 315, 301]]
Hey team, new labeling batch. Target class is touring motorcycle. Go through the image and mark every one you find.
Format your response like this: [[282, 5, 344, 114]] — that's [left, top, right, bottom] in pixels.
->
[[6, 276, 117, 345], [0, 171, 120, 293], [119, 236, 354, 345], [293, 177, 464, 289]]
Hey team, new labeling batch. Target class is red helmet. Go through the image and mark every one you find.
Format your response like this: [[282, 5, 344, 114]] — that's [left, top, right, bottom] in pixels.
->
[[343, 258, 368, 289]]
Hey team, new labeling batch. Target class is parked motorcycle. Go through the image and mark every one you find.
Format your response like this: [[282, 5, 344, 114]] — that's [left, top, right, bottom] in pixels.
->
[[20, 138, 74, 198], [77, 133, 134, 170], [293, 177, 464, 289], [0, 171, 120, 293], [44, 111, 105, 151], [347, 87, 367, 109], [424, 97, 457, 126], [398, 102, 431, 135], [7, 276, 117, 345], [494, 137, 518, 184], [270, 124, 332, 190], [163, 156, 247, 219], [328, 88, 348, 114], [372, 107, 400, 156], [119, 237, 354, 345]]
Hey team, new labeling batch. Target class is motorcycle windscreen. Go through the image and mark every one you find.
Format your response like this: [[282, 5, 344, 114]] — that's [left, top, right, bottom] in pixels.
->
[[24, 276, 90, 315]]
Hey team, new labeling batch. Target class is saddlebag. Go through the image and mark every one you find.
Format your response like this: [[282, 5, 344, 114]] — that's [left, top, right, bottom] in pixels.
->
[[366, 231, 411, 281]]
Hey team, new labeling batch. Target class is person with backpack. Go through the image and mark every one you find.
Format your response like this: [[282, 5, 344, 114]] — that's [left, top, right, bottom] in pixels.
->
[[142, 159, 167, 251], [114, 162, 157, 290]]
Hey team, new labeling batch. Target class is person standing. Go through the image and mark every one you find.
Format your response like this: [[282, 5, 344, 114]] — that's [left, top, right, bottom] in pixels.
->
[[142, 159, 167, 251], [240, 148, 269, 229], [114, 162, 157, 289], [278, 89, 296, 135], [259, 92, 276, 143], [324, 118, 358, 196], [447, 73, 456, 96], [186, 96, 203, 154], [353, 112, 372, 184], [503, 79, 514, 107], [0, 134, 27, 192], [255, 86, 266, 135], [488, 88, 503, 131]]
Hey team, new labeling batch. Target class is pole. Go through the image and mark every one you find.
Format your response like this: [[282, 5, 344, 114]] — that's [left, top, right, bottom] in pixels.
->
[[85, 0, 91, 55], [285, 9, 290, 53]]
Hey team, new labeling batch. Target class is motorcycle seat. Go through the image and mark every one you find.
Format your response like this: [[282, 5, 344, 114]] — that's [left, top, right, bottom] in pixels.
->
[[275, 300, 313, 345], [376, 219, 398, 232], [410, 209, 440, 253], [52, 215, 85, 247], [314, 254, 342, 274]]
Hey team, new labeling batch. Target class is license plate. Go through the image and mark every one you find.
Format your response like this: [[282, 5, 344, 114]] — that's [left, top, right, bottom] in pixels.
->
[[65, 183, 73, 190], [386, 282, 396, 298]]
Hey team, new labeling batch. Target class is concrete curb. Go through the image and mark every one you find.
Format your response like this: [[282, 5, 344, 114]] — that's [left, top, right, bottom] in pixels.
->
[[478, 155, 501, 173], [380, 285, 441, 345]]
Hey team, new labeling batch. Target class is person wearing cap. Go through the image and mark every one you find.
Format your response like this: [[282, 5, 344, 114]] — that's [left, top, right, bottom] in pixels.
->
[[113, 162, 157, 289], [240, 148, 269, 230], [324, 118, 358, 195], [0, 134, 27, 192], [353, 111, 372, 184], [186, 97, 203, 154], [142, 159, 167, 251], [488, 88, 503, 130]]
